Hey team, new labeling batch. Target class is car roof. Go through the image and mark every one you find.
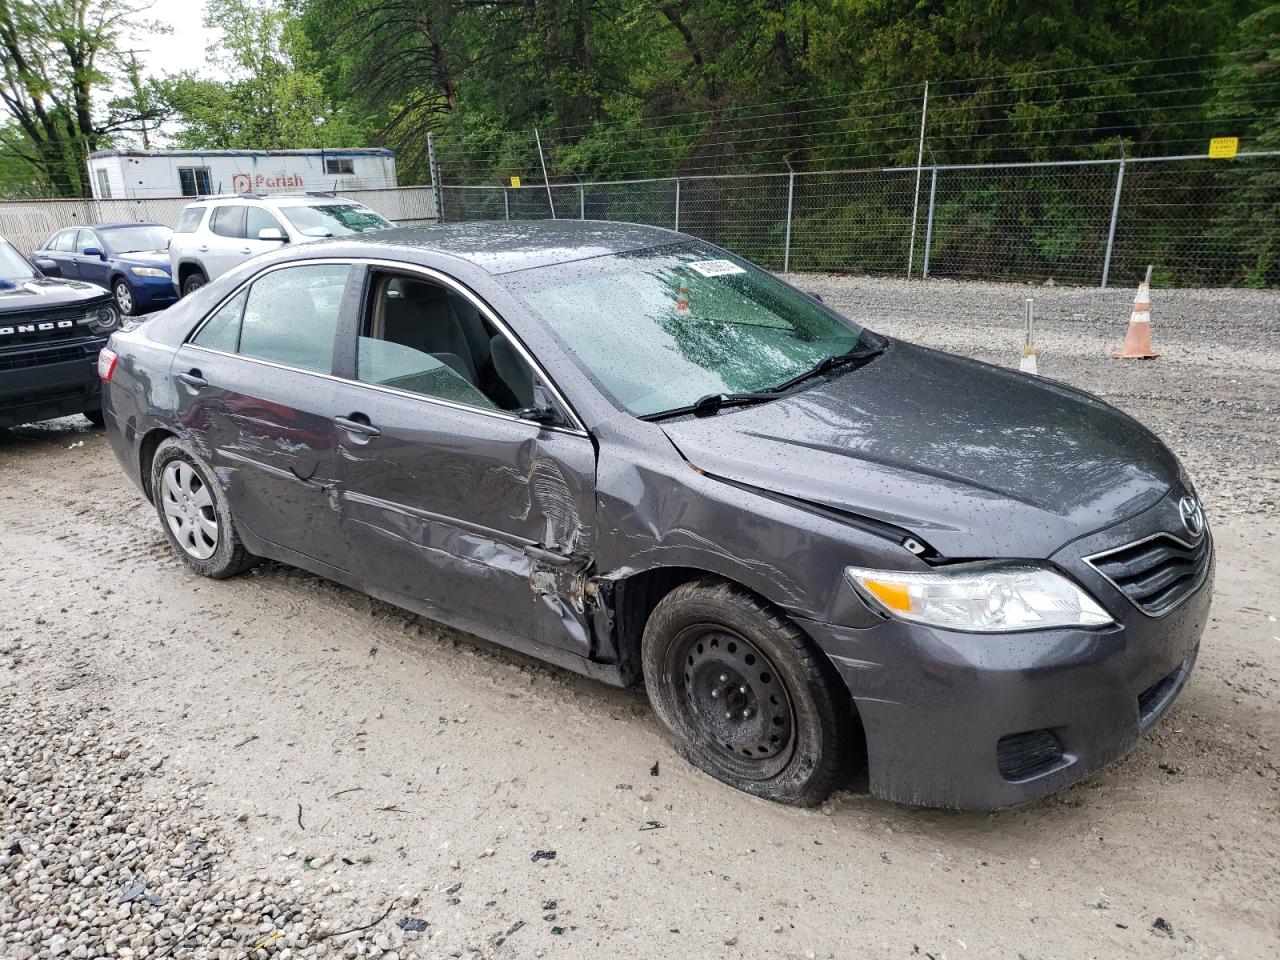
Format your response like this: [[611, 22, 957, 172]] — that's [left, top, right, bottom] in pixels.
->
[[90, 222, 169, 231], [184, 193, 354, 206], [338, 220, 685, 274]]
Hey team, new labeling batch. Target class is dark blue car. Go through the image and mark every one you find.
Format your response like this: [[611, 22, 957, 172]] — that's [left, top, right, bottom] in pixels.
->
[[34, 222, 177, 316]]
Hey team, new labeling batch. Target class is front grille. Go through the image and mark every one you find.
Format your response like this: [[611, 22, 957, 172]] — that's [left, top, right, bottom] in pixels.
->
[[0, 306, 90, 346], [0, 345, 86, 371], [1086, 532, 1210, 617], [997, 729, 1065, 781]]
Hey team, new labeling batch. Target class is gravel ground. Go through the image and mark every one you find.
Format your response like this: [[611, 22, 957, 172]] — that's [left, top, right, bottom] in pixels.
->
[[1, 278, 1278, 960]]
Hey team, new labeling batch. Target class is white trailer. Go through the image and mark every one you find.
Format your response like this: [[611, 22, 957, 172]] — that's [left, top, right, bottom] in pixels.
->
[[86, 148, 398, 200]]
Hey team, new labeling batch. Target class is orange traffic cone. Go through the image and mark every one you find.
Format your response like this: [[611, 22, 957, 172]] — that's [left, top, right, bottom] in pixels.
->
[[1113, 266, 1159, 359]]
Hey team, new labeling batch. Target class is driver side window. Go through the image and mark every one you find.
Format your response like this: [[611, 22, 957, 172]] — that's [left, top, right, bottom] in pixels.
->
[[356, 274, 535, 413]]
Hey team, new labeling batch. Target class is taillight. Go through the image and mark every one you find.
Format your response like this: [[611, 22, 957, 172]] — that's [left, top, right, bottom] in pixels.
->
[[98, 348, 119, 382]]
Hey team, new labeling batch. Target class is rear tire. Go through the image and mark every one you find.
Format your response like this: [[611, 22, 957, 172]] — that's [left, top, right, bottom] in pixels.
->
[[641, 578, 852, 806], [150, 437, 257, 579], [84, 409, 106, 427], [181, 270, 207, 297]]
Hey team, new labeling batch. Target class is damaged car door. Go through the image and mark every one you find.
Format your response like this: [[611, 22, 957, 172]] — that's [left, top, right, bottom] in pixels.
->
[[174, 261, 357, 568], [329, 265, 598, 657]]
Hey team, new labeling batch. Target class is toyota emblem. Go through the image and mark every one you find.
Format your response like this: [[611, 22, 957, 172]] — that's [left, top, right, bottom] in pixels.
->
[[1178, 496, 1205, 539]]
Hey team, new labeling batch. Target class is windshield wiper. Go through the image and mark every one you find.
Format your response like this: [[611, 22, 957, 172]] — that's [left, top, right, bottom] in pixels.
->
[[643, 390, 779, 422], [767, 343, 885, 394]]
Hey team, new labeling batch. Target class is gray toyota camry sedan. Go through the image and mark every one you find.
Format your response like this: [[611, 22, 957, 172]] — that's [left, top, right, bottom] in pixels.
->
[[100, 221, 1212, 810]]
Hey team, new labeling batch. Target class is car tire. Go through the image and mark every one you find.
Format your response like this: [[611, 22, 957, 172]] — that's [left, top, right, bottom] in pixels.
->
[[150, 437, 258, 579], [84, 408, 106, 427], [181, 271, 207, 297], [641, 578, 853, 806], [113, 278, 135, 316]]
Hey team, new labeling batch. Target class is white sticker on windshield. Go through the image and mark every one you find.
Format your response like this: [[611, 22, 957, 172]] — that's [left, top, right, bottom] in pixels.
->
[[687, 259, 746, 277]]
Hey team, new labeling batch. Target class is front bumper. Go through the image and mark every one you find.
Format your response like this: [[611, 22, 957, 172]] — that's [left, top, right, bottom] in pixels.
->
[[806, 492, 1214, 810], [0, 336, 106, 429], [132, 275, 178, 311]]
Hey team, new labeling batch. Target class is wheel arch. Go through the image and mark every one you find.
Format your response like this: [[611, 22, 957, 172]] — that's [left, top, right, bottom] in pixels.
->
[[604, 564, 862, 728], [138, 426, 178, 501]]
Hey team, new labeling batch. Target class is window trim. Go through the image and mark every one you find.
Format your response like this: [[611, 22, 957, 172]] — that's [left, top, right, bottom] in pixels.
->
[[178, 166, 212, 197], [184, 257, 588, 438], [324, 157, 355, 176]]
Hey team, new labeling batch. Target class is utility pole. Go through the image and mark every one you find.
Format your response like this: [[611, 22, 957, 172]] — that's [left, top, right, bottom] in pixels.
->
[[121, 49, 151, 149]]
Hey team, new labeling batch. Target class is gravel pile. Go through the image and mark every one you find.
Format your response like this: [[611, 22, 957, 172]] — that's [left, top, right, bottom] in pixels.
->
[[0, 642, 439, 960]]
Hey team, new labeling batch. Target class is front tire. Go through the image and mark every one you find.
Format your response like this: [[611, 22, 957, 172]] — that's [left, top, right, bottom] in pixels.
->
[[113, 278, 135, 316], [181, 270, 207, 297], [150, 438, 257, 579], [641, 579, 852, 806]]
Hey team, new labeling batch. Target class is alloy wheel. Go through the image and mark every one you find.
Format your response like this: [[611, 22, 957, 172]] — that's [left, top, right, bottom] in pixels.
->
[[114, 281, 133, 315], [160, 460, 218, 560]]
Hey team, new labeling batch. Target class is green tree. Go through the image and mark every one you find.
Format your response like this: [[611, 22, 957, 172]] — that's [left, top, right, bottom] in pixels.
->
[[0, 0, 167, 196], [162, 0, 371, 150]]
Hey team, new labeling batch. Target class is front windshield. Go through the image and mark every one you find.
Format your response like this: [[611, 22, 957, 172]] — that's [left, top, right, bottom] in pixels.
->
[[101, 225, 172, 254], [502, 242, 868, 417], [0, 241, 38, 283], [279, 203, 391, 237]]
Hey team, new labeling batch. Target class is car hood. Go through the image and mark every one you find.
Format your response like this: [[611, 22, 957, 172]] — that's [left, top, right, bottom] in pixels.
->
[[660, 340, 1180, 559], [115, 250, 171, 270], [0, 277, 110, 315]]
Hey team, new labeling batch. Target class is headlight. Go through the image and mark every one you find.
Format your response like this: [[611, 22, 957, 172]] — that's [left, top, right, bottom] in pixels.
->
[[845, 562, 1112, 632], [130, 266, 169, 278], [79, 303, 120, 335]]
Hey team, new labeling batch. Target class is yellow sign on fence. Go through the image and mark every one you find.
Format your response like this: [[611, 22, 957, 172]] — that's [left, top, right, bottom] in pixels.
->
[[510, 176, 522, 188], [1208, 137, 1239, 159]]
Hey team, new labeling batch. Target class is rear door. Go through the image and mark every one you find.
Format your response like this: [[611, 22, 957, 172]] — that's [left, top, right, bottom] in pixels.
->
[[172, 259, 359, 569], [203, 205, 251, 279], [43, 230, 80, 278], [327, 263, 599, 657]]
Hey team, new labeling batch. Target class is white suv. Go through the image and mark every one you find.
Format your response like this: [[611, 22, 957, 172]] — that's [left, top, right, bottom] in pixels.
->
[[168, 193, 393, 296]]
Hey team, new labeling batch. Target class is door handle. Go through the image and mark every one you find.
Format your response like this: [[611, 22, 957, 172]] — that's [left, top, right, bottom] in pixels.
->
[[177, 370, 207, 390], [334, 414, 381, 438]]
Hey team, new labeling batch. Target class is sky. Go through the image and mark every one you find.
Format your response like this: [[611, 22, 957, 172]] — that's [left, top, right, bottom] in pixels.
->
[[131, 0, 220, 80]]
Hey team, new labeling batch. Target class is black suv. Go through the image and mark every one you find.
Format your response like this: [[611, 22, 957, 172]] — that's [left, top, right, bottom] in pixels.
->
[[0, 237, 120, 429]]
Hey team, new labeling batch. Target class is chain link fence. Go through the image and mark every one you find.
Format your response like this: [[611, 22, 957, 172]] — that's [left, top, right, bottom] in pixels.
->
[[439, 152, 1280, 287], [1, 153, 1274, 287]]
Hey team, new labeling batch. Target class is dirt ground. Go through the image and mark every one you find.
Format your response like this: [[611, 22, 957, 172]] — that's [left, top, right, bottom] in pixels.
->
[[1, 278, 1278, 959]]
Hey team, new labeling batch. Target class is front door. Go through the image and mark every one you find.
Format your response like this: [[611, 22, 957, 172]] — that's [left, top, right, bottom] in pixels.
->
[[76, 230, 112, 290], [329, 266, 598, 658], [172, 260, 359, 569]]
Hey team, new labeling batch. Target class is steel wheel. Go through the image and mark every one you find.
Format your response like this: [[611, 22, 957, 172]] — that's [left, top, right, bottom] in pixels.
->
[[671, 624, 796, 780], [160, 460, 218, 560], [114, 280, 134, 315]]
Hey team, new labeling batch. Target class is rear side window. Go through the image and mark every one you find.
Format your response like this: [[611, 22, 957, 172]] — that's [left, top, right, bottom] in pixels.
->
[[209, 205, 245, 239], [52, 230, 77, 252], [236, 265, 350, 373], [175, 207, 205, 233], [192, 289, 247, 353]]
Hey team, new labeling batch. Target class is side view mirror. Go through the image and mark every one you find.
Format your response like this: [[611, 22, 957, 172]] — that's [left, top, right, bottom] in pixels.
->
[[35, 257, 61, 277], [258, 227, 288, 242], [517, 384, 563, 426], [82, 246, 105, 259]]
